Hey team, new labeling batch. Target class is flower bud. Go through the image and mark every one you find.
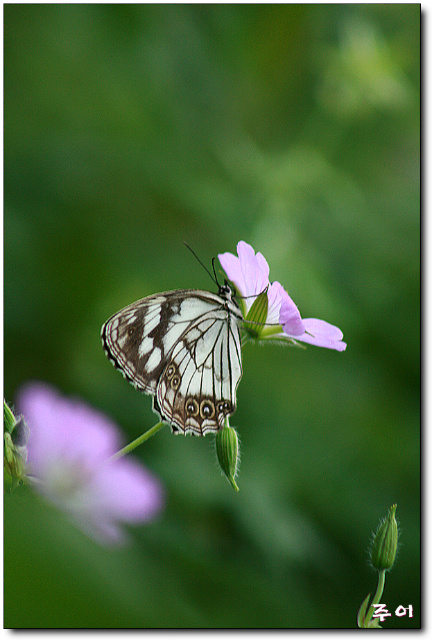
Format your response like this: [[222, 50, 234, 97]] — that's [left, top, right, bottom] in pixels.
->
[[215, 420, 240, 491], [245, 288, 269, 337], [4, 400, 29, 486], [371, 504, 398, 571], [4, 399, 16, 434]]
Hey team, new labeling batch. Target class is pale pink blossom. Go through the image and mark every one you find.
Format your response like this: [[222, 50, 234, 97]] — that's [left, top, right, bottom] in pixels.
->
[[219, 241, 346, 351], [17, 382, 164, 545]]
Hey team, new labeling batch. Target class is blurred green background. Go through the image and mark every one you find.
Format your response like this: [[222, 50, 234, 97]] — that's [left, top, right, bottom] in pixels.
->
[[4, 4, 420, 629]]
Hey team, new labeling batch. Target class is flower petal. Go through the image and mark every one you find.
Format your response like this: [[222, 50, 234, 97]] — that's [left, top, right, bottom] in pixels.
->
[[94, 459, 164, 523], [219, 241, 270, 313], [16, 382, 164, 545], [295, 318, 347, 351], [237, 241, 269, 298], [17, 382, 121, 473], [218, 251, 245, 295], [265, 281, 285, 325], [278, 285, 305, 336]]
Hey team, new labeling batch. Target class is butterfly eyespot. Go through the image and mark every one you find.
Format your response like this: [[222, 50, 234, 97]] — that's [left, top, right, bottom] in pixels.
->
[[171, 375, 180, 390], [217, 401, 231, 414], [200, 400, 215, 420], [166, 364, 176, 380], [186, 398, 199, 416], [128, 327, 135, 336]]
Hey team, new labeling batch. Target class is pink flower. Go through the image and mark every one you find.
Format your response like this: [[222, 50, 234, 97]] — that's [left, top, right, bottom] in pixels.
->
[[219, 241, 346, 352], [16, 382, 164, 545]]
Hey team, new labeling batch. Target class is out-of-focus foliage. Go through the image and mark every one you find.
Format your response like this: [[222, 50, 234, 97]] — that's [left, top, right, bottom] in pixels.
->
[[4, 4, 419, 629]]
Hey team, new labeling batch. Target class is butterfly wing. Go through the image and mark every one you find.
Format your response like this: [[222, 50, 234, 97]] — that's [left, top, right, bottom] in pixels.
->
[[102, 292, 174, 394], [155, 298, 242, 435], [101, 289, 243, 435]]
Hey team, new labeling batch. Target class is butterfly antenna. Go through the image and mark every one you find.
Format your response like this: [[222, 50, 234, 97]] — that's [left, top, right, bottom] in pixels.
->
[[183, 242, 218, 286], [211, 256, 221, 287]]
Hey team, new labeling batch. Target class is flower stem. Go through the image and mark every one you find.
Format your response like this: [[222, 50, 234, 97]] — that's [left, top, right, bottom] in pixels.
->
[[259, 324, 284, 338], [108, 421, 165, 462], [364, 570, 386, 627]]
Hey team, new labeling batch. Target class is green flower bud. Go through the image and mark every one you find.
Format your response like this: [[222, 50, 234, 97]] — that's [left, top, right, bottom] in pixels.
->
[[215, 420, 240, 492], [371, 504, 398, 571], [245, 288, 269, 337], [4, 400, 16, 434], [4, 400, 29, 486]]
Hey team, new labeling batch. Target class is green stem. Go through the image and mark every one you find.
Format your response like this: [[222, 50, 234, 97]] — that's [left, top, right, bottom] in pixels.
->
[[259, 324, 284, 338], [108, 421, 165, 463], [364, 570, 386, 627]]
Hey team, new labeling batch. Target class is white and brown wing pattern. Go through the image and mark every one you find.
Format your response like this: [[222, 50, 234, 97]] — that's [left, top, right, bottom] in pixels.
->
[[101, 287, 243, 435]]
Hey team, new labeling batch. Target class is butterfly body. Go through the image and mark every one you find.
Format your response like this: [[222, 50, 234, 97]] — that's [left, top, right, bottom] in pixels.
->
[[101, 287, 243, 435]]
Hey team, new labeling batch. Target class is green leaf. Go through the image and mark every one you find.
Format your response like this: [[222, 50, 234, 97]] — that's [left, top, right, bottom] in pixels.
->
[[357, 592, 370, 628], [369, 618, 382, 628], [245, 288, 268, 337]]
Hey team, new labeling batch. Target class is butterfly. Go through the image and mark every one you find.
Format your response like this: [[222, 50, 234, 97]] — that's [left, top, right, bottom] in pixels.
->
[[101, 282, 244, 436]]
